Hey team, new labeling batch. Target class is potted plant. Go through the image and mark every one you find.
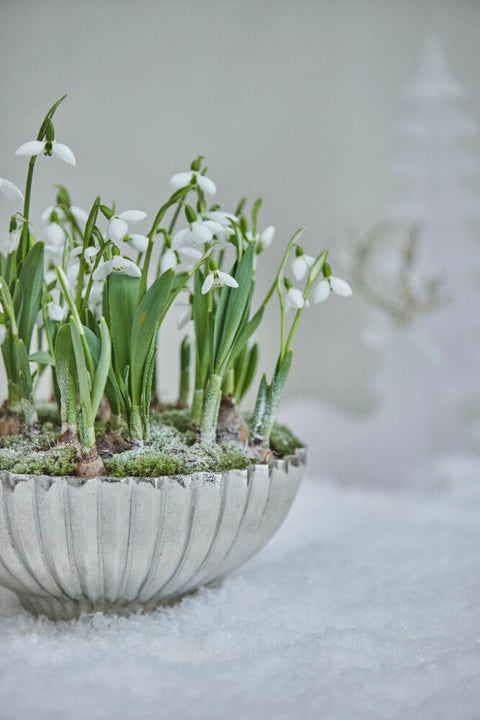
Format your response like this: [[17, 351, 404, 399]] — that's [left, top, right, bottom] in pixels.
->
[[0, 98, 352, 620]]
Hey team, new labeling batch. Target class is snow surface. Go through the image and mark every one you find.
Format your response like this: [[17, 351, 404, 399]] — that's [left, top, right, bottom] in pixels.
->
[[0, 457, 479, 720]]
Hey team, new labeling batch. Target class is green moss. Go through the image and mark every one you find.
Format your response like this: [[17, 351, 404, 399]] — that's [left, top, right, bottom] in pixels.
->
[[269, 422, 304, 457], [12, 447, 79, 476], [0, 448, 20, 470], [104, 449, 181, 477]]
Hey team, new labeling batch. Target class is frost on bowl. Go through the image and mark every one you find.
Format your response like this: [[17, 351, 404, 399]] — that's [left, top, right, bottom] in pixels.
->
[[0, 449, 305, 621]]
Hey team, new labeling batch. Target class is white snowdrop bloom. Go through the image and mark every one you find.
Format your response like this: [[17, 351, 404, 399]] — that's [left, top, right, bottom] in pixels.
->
[[0, 177, 24, 204], [15, 139, 76, 166], [205, 211, 236, 241], [108, 210, 147, 243], [47, 302, 67, 322], [169, 170, 216, 196], [178, 245, 203, 262], [44, 222, 66, 247], [0, 227, 21, 255], [160, 248, 178, 273], [71, 206, 89, 226], [292, 253, 315, 281], [71, 245, 97, 262], [93, 255, 142, 281], [201, 269, 238, 294], [128, 233, 149, 253], [246, 225, 275, 248], [314, 276, 353, 303], [0, 325, 6, 344], [285, 287, 305, 310], [172, 219, 223, 249]]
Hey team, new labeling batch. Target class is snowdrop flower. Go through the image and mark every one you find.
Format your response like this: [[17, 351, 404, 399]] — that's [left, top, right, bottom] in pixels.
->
[[15, 139, 76, 166], [0, 325, 6, 344], [205, 211, 236, 241], [127, 234, 149, 253], [71, 245, 97, 263], [246, 225, 275, 249], [93, 255, 141, 281], [47, 302, 67, 322], [169, 170, 216, 196], [292, 253, 315, 281], [201, 269, 238, 294], [172, 219, 223, 249], [285, 287, 305, 310], [107, 210, 147, 243], [0, 177, 24, 204], [1, 226, 21, 255], [160, 248, 178, 273], [314, 276, 353, 303]]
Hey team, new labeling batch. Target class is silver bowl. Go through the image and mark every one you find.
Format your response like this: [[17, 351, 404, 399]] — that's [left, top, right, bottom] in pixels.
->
[[0, 450, 305, 620]]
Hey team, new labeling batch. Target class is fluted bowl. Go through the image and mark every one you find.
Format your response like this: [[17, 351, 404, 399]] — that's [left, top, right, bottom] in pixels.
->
[[0, 450, 305, 620]]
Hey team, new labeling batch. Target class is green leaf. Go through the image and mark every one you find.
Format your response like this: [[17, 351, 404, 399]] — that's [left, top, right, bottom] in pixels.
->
[[130, 270, 174, 406], [17, 242, 45, 349], [69, 321, 93, 423], [214, 243, 256, 373], [229, 306, 264, 363], [271, 350, 293, 408], [90, 317, 111, 418], [107, 272, 140, 380], [54, 323, 77, 425], [29, 350, 55, 366]]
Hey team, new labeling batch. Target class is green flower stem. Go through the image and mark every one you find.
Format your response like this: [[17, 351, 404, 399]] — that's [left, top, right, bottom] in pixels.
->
[[260, 228, 303, 310], [200, 373, 223, 442], [223, 368, 234, 396], [191, 388, 204, 424], [139, 189, 190, 299]]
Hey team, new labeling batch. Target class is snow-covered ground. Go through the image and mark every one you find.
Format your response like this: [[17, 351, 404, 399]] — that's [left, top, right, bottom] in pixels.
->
[[0, 456, 479, 720]]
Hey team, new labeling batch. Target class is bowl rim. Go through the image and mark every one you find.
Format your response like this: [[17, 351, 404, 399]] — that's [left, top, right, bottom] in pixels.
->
[[0, 447, 307, 489]]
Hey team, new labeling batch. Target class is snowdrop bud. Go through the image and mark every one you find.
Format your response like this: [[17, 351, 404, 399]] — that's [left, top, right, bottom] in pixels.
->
[[185, 205, 197, 224], [15, 140, 45, 157]]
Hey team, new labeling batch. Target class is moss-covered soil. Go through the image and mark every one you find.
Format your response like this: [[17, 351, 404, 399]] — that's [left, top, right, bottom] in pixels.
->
[[0, 406, 304, 477]]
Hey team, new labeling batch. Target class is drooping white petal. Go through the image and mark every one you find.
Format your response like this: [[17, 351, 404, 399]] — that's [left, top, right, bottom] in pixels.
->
[[44, 223, 66, 246], [84, 246, 98, 260], [47, 302, 67, 322], [169, 171, 193, 190], [217, 271, 238, 289], [201, 272, 215, 294], [51, 142, 76, 166], [202, 220, 224, 235], [108, 217, 129, 242], [129, 233, 149, 253], [313, 280, 331, 303], [260, 225, 275, 247], [118, 210, 147, 223], [191, 222, 214, 245], [0, 178, 24, 204], [160, 248, 177, 273], [178, 246, 203, 261], [15, 140, 45, 157], [92, 260, 113, 281], [292, 256, 307, 282], [196, 174, 217, 196], [172, 228, 188, 249], [112, 256, 142, 277], [0, 325, 6, 344], [285, 287, 305, 310], [206, 211, 237, 226], [330, 276, 353, 297], [70, 206, 89, 225]]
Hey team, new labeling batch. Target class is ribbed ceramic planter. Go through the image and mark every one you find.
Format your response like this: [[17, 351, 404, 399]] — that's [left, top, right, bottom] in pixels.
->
[[0, 450, 305, 620]]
